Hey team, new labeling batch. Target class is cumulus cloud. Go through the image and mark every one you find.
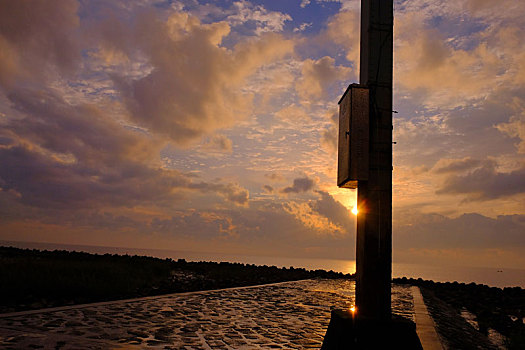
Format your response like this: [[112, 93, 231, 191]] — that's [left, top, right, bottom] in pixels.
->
[[496, 97, 525, 153], [497, 115, 525, 154], [281, 176, 317, 194], [436, 162, 525, 200], [0, 88, 173, 209], [295, 56, 351, 100], [0, 2, 272, 213], [0, 0, 80, 88], [293, 22, 312, 33], [1, 0, 523, 266], [282, 201, 342, 233], [310, 191, 354, 231], [278, 190, 354, 236], [0, 88, 249, 212], [227, 1, 292, 36], [393, 1, 525, 108], [321, 9, 360, 67], [320, 110, 338, 155], [395, 13, 485, 106], [108, 11, 294, 146]]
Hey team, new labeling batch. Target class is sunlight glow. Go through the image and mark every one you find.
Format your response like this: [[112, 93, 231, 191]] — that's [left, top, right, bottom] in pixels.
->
[[350, 306, 356, 313], [351, 206, 358, 215]]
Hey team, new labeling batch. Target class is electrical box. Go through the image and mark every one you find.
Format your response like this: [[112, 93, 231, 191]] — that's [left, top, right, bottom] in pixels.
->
[[337, 84, 369, 188]]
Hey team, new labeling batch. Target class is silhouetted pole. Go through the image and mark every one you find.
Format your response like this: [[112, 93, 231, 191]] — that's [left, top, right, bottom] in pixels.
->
[[356, 0, 393, 321]]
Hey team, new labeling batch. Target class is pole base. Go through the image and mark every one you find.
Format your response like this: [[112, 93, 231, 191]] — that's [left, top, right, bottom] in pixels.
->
[[321, 309, 423, 349]]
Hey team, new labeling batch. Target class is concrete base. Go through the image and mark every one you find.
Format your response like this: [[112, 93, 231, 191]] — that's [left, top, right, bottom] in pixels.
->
[[321, 309, 423, 349]]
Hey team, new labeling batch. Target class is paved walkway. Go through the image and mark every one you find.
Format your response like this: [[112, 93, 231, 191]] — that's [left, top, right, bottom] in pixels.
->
[[0, 279, 414, 349], [411, 286, 444, 350]]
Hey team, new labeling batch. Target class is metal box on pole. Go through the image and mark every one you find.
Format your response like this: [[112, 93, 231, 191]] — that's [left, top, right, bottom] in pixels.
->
[[337, 84, 369, 189]]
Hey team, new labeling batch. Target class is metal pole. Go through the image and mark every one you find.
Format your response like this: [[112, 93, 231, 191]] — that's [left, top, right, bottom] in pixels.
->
[[355, 0, 393, 321]]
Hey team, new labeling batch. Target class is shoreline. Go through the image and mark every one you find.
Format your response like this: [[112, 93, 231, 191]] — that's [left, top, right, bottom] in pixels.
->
[[4, 240, 523, 289], [0, 246, 352, 314], [1, 246, 524, 347]]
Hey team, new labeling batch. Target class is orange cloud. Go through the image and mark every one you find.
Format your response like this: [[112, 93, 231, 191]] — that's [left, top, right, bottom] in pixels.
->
[[0, 0, 80, 87], [96, 10, 295, 146], [296, 56, 351, 100]]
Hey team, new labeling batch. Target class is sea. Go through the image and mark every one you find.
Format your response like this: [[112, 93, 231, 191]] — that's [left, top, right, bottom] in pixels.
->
[[1, 240, 524, 288]]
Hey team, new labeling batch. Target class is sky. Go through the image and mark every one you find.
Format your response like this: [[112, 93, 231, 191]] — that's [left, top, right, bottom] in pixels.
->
[[0, 0, 524, 269]]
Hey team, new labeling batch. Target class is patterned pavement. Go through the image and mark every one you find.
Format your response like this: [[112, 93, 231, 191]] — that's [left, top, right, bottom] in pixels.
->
[[0, 279, 414, 349]]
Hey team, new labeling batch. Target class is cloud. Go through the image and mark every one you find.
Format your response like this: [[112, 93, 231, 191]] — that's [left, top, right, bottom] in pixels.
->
[[0, 0, 523, 266], [278, 190, 354, 236], [0, 88, 172, 209], [66, 211, 145, 231], [281, 176, 316, 194], [395, 211, 525, 250], [188, 181, 249, 206], [393, 1, 525, 109], [0, 88, 249, 211], [145, 200, 355, 258], [464, 0, 499, 12], [393, 208, 525, 268], [0, 0, 80, 88], [202, 134, 233, 153], [496, 97, 525, 153], [436, 163, 525, 200], [392, 86, 521, 176], [320, 109, 338, 155], [282, 201, 342, 234], [274, 104, 309, 121], [321, 9, 360, 66], [227, 1, 292, 36], [294, 22, 312, 33], [264, 173, 285, 182], [395, 13, 485, 107], [104, 10, 294, 146], [151, 210, 238, 239], [497, 115, 525, 154], [310, 190, 354, 231], [462, 0, 525, 20], [262, 185, 274, 193], [295, 56, 351, 100], [432, 157, 486, 174]]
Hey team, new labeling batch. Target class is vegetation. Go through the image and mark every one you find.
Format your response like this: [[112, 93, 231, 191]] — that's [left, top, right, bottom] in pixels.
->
[[394, 277, 525, 349], [0, 246, 353, 313]]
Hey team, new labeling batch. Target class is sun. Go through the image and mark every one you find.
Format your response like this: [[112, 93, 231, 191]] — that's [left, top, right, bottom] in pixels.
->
[[351, 206, 358, 215]]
